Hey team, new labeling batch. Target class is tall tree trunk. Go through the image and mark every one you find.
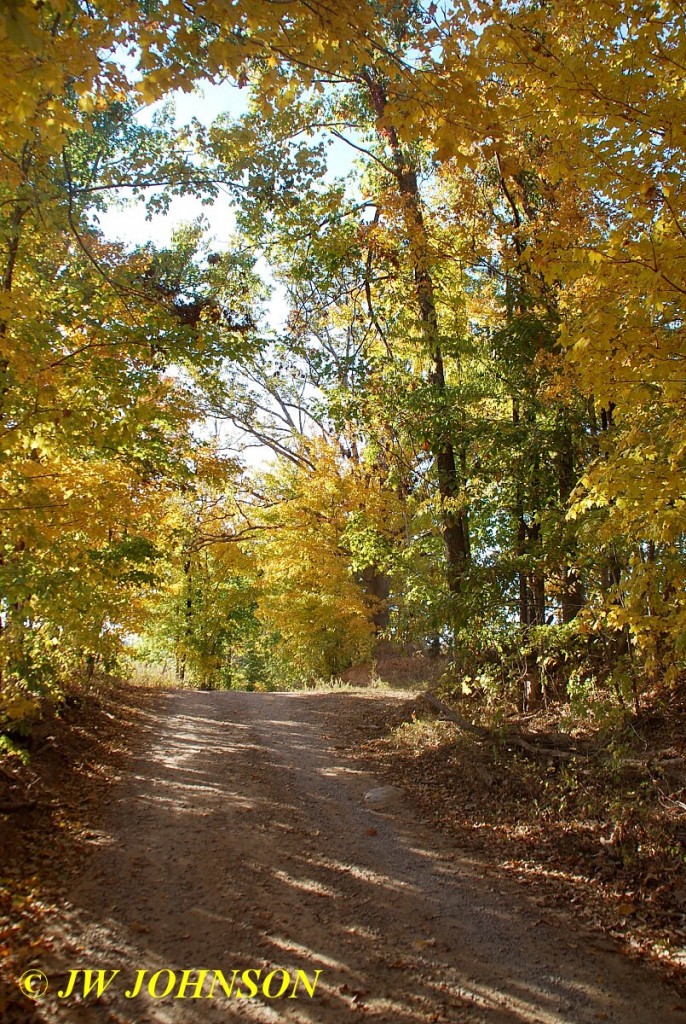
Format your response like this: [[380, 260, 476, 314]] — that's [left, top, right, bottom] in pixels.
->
[[556, 412, 585, 623], [513, 399, 529, 626], [0, 205, 26, 685], [528, 520, 546, 625], [177, 555, 193, 684], [362, 69, 469, 595]]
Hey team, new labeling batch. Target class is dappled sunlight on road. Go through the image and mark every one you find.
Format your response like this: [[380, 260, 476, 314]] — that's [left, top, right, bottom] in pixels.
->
[[38, 690, 686, 1024]]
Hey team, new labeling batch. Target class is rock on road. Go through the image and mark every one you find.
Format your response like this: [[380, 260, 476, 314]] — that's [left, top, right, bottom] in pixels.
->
[[37, 690, 686, 1024]]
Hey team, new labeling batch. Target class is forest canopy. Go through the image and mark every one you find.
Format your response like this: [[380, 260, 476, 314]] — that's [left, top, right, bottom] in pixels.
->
[[1, 0, 685, 730]]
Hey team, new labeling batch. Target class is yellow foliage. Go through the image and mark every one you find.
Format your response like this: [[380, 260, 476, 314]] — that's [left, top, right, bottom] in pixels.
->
[[252, 439, 399, 679]]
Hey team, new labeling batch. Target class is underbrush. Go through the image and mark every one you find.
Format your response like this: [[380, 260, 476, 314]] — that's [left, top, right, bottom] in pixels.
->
[[0, 672, 116, 761], [440, 622, 686, 721]]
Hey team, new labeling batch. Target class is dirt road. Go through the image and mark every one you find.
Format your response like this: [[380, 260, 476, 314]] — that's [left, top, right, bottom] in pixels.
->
[[34, 690, 686, 1023]]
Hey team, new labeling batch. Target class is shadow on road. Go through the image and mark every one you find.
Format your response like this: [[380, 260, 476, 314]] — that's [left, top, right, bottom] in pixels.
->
[[33, 690, 686, 1024]]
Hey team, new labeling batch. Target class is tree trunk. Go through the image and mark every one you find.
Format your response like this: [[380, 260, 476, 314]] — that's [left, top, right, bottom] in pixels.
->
[[360, 565, 392, 633], [362, 69, 469, 595], [557, 413, 585, 623], [177, 555, 193, 684]]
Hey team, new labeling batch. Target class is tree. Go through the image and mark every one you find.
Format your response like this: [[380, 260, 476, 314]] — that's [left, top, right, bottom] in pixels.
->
[[0, 5, 259, 716], [3, 0, 685, 714]]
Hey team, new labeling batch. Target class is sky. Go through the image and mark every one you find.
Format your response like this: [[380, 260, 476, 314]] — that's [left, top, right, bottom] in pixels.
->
[[96, 80, 248, 249], [96, 79, 359, 334], [95, 79, 360, 465]]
